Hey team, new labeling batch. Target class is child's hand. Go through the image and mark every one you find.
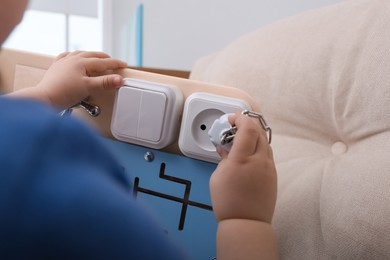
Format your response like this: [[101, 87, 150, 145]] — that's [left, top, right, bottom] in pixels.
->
[[35, 51, 128, 109], [210, 111, 277, 224]]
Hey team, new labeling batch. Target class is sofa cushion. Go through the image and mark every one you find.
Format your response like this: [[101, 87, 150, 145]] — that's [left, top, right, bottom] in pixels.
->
[[190, 0, 390, 259]]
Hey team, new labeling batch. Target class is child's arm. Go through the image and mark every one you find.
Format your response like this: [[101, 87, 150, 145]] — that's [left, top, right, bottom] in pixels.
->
[[7, 51, 128, 109], [210, 111, 278, 259]]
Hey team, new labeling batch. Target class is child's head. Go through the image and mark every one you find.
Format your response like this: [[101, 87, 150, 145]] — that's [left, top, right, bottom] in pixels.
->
[[0, 0, 29, 47]]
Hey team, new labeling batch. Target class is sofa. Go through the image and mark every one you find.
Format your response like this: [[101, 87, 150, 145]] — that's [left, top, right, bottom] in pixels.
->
[[190, 0, 390, 258]]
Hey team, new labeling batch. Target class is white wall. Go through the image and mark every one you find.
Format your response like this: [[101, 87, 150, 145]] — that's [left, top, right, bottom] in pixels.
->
[[5, 0, 345, 70], [112, 0, 344, 70]]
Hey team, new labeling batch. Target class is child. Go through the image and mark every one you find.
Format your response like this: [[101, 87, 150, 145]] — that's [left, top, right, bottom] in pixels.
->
[[0, 0, 278, 259]]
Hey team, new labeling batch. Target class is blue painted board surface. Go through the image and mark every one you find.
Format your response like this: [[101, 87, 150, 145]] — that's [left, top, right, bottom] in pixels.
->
[[102, 138, 218, 259]]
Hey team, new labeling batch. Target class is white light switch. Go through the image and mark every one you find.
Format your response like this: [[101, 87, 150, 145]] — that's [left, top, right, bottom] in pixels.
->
[[111, 78, 183, 149], [137, 90, 166, 142]]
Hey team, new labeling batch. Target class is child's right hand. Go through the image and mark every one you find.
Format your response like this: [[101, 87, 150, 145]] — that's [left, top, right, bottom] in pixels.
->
[[8, 51, 128, 109], [35, 51, 128, 109], [209, 111, 277, 224]]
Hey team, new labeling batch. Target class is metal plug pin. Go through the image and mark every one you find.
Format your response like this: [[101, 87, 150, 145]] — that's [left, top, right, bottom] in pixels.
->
[[220, 126, 237, 145]]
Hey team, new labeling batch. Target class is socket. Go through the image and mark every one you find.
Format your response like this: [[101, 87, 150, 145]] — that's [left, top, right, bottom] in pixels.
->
[[178, 92, 251, 163]]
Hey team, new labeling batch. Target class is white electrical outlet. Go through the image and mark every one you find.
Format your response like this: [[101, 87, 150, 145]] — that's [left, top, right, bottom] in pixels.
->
[[111, 78, 183, 149], [178, 92, 251, 163]]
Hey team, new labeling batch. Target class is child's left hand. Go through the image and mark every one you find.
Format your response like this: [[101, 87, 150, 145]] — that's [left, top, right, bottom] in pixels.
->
[[210, 111, 277, 224], [34, 51, 127, 109]]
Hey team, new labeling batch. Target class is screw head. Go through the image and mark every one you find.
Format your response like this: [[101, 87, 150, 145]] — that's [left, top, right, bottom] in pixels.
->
[[144, 152, 155, 162]]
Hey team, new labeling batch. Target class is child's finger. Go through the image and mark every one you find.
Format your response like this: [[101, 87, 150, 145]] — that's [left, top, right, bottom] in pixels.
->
[[216, 146, 228, 160], [228, 113, 261, 158], [86, 74, 124, 90], [77, 51, 112, 59], [55, 52, 70, 61], [67, 50, 84, 57], [255, 123, 271, 155], [227, 113, 237, 126], [229, 110, 271, 157], [85, 58, 128, 73]]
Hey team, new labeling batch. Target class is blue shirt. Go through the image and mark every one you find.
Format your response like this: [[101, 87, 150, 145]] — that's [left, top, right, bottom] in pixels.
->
[[0, 97, 188, 259]]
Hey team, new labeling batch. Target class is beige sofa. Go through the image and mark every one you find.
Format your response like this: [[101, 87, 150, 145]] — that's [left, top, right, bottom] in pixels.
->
[[190, 0, 390, 258]]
